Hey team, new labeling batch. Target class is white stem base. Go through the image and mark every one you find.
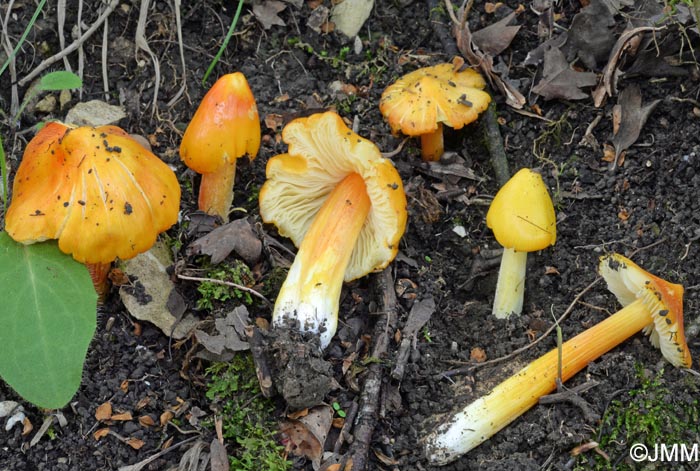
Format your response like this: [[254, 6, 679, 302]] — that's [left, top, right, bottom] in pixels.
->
[[492, 248, 527, 319]]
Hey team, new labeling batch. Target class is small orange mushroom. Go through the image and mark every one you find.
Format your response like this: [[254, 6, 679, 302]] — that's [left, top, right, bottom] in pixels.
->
[[180, 72, 261, 222], [6, 122, 181, 297], [379, 61, 491, 161]]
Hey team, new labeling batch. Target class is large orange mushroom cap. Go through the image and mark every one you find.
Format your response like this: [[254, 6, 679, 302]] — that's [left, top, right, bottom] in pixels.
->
[[180, 72, 260, 174], [6, 122, 181, 265], [379, 62, 491, 137]]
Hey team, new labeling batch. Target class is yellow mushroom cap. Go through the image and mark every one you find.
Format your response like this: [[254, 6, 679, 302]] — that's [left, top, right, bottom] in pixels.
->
[[379, 63, 491, 136], [486, 168, 557, 252], [599, 253, 692, 368], [6, 122, 181, 264], [259, 111, 408, 281], [180, 72, 261, 174]]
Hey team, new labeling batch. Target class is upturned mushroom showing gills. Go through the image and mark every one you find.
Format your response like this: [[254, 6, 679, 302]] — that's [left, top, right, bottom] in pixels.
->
[[486, 168, 557, 318], [379, 61, 491, 161], [259, 111, 407, 349], [6, 122, 181, 297], [424, 253, 692, 465], [180, 72, 260, 223]]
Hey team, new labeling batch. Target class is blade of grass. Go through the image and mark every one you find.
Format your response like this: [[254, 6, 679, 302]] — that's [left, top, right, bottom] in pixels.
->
[[201, 0, 245, 86], [0, 0, 47, 79], [0, 134, 7, 213]]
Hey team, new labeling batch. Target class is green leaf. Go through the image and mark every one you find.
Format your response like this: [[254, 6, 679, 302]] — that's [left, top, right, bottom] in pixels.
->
[[37, 71, 83, 92], [0, 233, 97, 409]]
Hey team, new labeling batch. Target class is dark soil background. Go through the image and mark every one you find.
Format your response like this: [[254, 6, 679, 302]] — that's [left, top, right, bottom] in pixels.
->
[[1, 0, 700, 470]]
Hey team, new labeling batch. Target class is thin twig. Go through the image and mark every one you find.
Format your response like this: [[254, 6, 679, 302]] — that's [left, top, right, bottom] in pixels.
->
[[19, 0, 119, 87], [166, 0, 188, 108], [101, 13, 109, 101], [176, 273, 271, 306], [441, 277, 602, 378], [57, 0, 72, 72], [344, 267, 398, 470], [135, 0, 161, 116], [77, 0, 84, 98]]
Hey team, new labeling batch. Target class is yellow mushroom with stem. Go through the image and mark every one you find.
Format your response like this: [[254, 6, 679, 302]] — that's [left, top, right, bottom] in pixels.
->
[[379, 60, 491, 162], [424, 253, 693, 465], [486, 168, 557, 318], [6, 122, 181, 298], [259, 112, 408, 349]]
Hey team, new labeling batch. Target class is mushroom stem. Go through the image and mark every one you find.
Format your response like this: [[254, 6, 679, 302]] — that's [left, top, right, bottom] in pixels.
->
[[420, 123, 444, 161], [273, 172, 371, 349], [425, 297, 654, 465], [86, 262, 112, 301], [492, 247, 527, 318], [198, 161, 236, 223]]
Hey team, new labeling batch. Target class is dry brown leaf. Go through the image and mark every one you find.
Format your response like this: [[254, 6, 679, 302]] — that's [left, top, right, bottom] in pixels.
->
[[447, 0, 526, 108], [162, 436, 174, 450], [592, 26, 662, 107], [253, 0, 287, 29], [127, 437, 145, 450], [110, 412, 133, 421], [571, 441, 601, 456], [22, 417, 33, 436], [484, 2, 503, 13], [544, 266, 560, 275], [280, 406, 333, 466], [470, 347, 487, 362], [160, 410, 174, 427], [332, 417, 345, 429], [186, 219, 262, 265], [138, 415, 156, 427], [210, 437, 229, 471], [618, 207, 630, 221], [136, 397, 152, 410], [611, 85, 660, 169], [471, 11, 521, 57], [287, 409, 309, 420], [95, 402, 113, 422], [264, 113, 284, 130], [255, 317, 270, 330], [373, 448, 400, 465], [108, 268, 130, 286], [93, 428, 110, 440], [120, 380, 130, 393], [532, 47, 597, 100]]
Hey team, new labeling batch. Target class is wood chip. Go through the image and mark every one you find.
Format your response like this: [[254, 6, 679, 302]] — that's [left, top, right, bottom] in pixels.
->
[[95, 402, 113, 421], [94, 428, 110, 440]]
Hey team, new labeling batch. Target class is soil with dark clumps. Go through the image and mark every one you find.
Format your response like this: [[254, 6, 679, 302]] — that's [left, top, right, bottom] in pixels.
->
[[2, 1, 700, 470]]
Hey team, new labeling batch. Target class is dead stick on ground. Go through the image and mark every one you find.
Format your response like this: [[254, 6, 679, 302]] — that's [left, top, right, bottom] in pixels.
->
[[345, 267, 398, 470], [483, 101, 511, 187], [19, 0, 119, 87]]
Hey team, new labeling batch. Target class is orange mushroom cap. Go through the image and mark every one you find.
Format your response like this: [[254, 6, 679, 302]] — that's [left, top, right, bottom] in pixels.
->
[[180, 72, 261, 174], [599, 253, 692, 368], [6, 122, 181, 264], [379, 62, 491, 137]]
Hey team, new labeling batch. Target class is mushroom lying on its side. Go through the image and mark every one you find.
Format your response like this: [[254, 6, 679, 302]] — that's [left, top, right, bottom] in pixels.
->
[[6, 122, 181, 297], [424, 253, 692, 465], [259, 112, 408, 349]]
